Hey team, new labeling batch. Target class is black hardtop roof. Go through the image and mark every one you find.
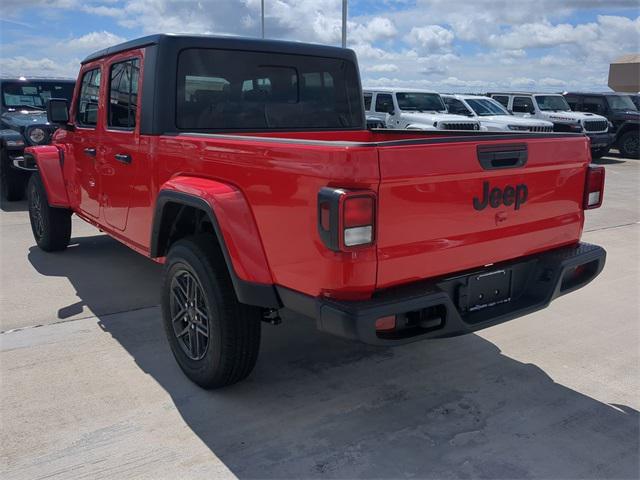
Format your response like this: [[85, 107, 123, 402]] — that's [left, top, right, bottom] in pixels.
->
[[82, 33, 357, 64], [563, 91, 633, 96], [487, 92, 563, 96]]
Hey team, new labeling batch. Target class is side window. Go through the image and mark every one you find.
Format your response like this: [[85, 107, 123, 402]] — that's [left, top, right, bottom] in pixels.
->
[[492, 95, 509, 108], [76, 68, 101, 127], [375, 93, 394, 113], [582, 96, 606, 115], [564, 95, 580, 111], [445, 97, 471, 115], [363, 93, 372, 111], [108, 58, 140, 129], [512, 96, 535, 114]]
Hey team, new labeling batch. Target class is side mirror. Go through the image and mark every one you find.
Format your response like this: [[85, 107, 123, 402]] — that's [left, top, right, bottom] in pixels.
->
[[47, 98, 69, 125], [388, 109, 395, 116]]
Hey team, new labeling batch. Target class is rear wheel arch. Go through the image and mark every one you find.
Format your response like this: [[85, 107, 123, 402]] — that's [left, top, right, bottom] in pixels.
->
[[150, 190, 280, 308]]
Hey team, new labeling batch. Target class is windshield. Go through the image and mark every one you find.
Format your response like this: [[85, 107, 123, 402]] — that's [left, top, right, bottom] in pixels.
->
[[2, 81, 74, 110], [396, 92, 445, 112], [606, 95, 637, 111], [535, 95, 571, 111], [465, 98, 509, 116]]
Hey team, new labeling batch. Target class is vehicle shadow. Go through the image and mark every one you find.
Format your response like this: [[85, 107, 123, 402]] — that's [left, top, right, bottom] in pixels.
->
[[27, 236, 639, 479], [0, 197, 28, 212]]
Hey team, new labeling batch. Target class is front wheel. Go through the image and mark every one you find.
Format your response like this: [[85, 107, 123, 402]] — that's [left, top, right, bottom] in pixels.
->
[[27, 173, 71, 252], [161, 235, 262, 389], [618, 131, 639, 158]]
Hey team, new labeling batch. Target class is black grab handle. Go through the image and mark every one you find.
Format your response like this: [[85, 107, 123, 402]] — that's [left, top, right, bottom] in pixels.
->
[[477, 144, 528, 170]]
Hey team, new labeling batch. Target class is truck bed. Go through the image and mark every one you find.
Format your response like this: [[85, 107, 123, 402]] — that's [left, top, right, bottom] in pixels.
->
[[167, 129, 589, 296]]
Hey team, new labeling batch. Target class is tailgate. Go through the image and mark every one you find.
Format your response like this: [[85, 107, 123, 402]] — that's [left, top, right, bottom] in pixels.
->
[[376, 136, 589, 289]]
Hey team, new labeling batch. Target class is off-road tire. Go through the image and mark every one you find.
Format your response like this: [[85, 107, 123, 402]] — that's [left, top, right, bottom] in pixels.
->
[[591, 147, 609, 160], [27, 173, 71, 252], [161, 235, 262, 389], [1, 147, 26, 201], [618, 131, 639, 159]]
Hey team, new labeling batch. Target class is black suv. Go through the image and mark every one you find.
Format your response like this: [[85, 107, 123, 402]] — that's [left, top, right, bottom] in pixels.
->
[[0, 78, 75, 201], [563, 92, 639, 158]]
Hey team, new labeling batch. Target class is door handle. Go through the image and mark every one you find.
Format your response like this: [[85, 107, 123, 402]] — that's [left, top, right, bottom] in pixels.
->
[[114, 153, 132, 164], [83, 147, 96, 157]]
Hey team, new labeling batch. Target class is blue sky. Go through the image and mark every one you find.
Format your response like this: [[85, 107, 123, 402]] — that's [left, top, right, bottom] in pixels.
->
[[1, 0, 638, 92]]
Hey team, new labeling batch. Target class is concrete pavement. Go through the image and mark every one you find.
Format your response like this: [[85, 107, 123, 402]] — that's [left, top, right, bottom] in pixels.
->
[[1, 153, 638, 479]]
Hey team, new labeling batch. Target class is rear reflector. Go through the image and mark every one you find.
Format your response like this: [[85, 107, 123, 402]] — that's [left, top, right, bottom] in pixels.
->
[[375, 315, 396, 332], [584, 165, 605, 209]]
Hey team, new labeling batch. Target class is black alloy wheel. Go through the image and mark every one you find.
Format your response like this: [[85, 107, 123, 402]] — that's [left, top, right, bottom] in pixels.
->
[[169, 269, 210, 361]]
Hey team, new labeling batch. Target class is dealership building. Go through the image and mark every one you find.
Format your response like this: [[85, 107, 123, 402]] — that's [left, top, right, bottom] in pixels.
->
[[608, 54, 640, 92]]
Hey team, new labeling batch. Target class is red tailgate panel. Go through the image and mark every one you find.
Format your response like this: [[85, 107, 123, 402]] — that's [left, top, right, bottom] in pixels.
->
[[376, 137, 589, 289]]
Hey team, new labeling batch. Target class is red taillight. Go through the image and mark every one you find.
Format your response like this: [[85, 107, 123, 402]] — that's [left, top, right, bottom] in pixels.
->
[[344, 196, 374, 227], [318, 188, 376, 251], [584, 165, 605, 209]]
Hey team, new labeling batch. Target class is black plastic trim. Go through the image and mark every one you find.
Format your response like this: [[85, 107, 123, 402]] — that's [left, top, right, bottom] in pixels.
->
[[278, 242, 606, 346], [150, 190, 280, 308], [477, 143, 527, 170]]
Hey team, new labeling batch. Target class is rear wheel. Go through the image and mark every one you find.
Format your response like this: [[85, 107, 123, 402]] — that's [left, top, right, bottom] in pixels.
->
[[618, 131, 639, 158], [161, 235, 262, 389], [1, 147, 26, 201], [591, 147, 609, 160], [27, 173, 71, 252]]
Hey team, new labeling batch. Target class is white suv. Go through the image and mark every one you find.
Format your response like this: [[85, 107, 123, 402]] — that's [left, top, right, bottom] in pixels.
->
[[364, 88, 480, 131], [488, 92, 614, 152], [442, 94, 554, 132]]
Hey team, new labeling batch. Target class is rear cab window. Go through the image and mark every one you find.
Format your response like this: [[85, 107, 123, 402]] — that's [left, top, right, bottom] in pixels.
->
[[176, 48, 362, 130], [76, 67, 102, 127]]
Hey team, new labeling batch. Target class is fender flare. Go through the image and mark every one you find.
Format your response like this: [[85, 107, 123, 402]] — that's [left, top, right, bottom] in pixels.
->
[[25, 145, 70, 207], [150, 176, 280, 308]]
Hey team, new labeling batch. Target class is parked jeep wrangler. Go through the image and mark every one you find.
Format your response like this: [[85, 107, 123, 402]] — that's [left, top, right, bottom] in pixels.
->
[[563, 92, 639, 158], [0, 78, 75, 201], [488, 92, 614, 159], [27, 35, 606, 389]]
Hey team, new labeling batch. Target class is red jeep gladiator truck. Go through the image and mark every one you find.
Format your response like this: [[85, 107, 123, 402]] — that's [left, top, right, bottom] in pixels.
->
[[26, 34, 606, 389]]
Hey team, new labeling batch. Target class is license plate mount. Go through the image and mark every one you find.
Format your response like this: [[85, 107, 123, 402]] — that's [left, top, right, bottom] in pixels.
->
[[467, 269, 512, 312]]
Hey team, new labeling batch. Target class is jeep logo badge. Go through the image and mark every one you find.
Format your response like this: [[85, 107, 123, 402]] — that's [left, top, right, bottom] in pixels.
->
[[473, 181, 528, 211]]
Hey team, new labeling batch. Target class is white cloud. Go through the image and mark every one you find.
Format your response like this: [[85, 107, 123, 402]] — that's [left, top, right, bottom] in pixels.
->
[[57, 31, 126, 54], [365, 63, 399, 73], [1, 0, 637, 92], [0, 56, 79, 77], [406, 25, 454, 52]]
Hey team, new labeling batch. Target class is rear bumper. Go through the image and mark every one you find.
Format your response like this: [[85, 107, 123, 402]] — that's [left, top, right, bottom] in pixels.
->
[[587, 132, 615, 149], [278, 242, 606, 346]]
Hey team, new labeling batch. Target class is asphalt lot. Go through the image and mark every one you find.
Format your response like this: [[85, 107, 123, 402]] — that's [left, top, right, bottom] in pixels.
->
[[1, 151, 638, 479]]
